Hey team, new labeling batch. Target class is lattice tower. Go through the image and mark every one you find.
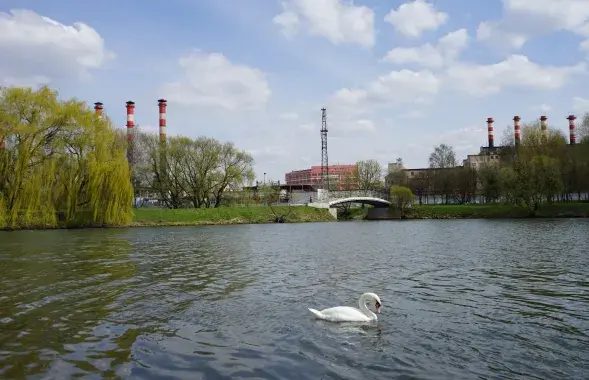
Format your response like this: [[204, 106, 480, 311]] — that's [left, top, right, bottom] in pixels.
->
[[320, 108, 329, 191]]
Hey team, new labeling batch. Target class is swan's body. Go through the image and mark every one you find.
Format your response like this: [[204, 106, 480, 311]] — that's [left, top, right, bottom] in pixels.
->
[[308, 292, 382, 322]]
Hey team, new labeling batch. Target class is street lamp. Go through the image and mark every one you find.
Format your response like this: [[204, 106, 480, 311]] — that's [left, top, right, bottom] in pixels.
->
[[264, 172, 266, 184]]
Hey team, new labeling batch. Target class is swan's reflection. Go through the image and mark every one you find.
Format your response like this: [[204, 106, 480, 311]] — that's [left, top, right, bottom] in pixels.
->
[[313, 320, 385, 352]]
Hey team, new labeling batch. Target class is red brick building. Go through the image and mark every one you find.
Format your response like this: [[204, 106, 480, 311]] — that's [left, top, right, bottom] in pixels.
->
[[285, 165, 358, 190]]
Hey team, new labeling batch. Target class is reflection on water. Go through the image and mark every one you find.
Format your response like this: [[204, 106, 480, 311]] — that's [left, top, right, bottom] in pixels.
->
[[1, 219, 589, 379]]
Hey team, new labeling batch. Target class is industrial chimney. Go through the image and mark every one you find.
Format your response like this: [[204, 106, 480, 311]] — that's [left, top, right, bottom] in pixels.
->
[[487, 117, 494, 148], [540, 115, 548, 141], [158, 99, 167, 143], [513, 116, 521, 146], [568, 115, 576, 145], [126, 101, 135, 143], [94, 102, 103, 119]]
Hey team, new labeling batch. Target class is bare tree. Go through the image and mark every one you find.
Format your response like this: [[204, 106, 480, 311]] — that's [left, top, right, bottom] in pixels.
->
[[182, 137, 220, 208], [132, 132, 254, 208], [258, 182, 292, 223], [428, 144, 457, 168], [211, 142, 255, 207], [428, 144, 457, 203], [356, 159, 383, 195], [579, 112, 589, 143]]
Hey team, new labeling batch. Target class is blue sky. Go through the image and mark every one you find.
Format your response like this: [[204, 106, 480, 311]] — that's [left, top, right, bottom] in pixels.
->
[[1, 0, 589, 182]]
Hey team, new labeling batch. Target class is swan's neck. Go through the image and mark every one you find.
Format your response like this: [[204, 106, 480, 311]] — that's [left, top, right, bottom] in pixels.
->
[[359, 295, 377, 319]]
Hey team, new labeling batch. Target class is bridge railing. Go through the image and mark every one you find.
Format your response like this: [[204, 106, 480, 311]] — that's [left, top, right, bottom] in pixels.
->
[[325, 190, 388, 201], [283, 190, 389, 205]]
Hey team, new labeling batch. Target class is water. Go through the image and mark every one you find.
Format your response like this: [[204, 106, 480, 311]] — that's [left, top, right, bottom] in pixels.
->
[[1, 220, 589, 380]]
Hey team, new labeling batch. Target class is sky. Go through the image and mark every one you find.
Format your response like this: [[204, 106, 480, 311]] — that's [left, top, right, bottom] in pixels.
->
[[1, 0, 589, 183]]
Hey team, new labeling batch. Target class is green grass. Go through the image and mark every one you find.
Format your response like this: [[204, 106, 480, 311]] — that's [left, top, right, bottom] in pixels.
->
[[131, 205, 335, 227], [409, 203, 589, 219], [338, 207, 371, 220], [340, 202, 589, 220]]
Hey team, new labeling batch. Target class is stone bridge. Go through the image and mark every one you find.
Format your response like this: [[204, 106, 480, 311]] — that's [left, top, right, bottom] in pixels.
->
[[327, 196, 390, 208], [300, 190, 390, 218]]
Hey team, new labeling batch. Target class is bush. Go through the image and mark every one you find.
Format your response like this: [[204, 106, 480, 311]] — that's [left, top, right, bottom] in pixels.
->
[[389, 185, 415, 217]]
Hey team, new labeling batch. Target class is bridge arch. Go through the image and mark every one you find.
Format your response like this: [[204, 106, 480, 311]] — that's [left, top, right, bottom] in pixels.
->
[[328, 196, 390, 208]]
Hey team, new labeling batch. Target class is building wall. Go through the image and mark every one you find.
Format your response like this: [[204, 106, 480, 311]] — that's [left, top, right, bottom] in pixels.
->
[[285, 169, 313, 186], [462, 146, 503, 169], [285, 164, 358, 190]]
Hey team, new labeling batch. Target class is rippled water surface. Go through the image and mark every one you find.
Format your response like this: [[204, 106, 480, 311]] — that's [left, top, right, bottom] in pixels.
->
[[1, 219, 589, 379]]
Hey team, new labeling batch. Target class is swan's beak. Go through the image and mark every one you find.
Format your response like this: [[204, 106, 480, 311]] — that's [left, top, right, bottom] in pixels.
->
[[375, 301, 381, 313]]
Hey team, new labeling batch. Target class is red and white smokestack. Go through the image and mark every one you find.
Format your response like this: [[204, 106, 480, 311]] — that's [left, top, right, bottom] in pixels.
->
[[158, 98, 167, 143], [126, 101, 135, 143], [513, 116, 521, 146], [540, 115, 548, 141], [568, 115, 576, 145], [94, 102, 103, 120], [487, 117, 495, 148]]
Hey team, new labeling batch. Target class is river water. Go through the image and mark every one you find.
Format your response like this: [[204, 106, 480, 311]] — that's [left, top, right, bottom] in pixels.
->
[[1, 219, 588, 380]]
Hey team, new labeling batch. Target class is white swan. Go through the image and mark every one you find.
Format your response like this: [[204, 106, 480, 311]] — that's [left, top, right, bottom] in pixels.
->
[[308, 292, 382, 322]]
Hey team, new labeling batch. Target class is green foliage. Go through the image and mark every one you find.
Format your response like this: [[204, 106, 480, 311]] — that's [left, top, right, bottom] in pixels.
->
[[407, 203, 589, 219], [0, 86, 133, 229], [132, 130, 255, 209], [415, 124, 589, 211], [479, 164, 501, 202], [389, 185, 414, 217], [258, 183, 280, 205]]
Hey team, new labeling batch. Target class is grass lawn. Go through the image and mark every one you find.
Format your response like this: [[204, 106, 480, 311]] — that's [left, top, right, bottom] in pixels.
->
[[410, 202, 589, 219], [340, 202, 589, 220], [131, 205, 335, 226]]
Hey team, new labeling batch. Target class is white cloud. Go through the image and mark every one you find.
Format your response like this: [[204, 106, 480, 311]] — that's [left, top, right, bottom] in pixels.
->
[[445, 55, 586, 96], [297, 114, 374, 136], [280, 112, 299, 120], [581, 39, 589, 54], [476, 21, 528, 51], [249, 146, 291, 159], [162, 50, 271, 110], [399, 110, 426, 119], [573, 96, 589, 112], [384, 0, 448, 38], [404, 125, 487, 165], [273, 0, 375, 47], [530, 104, 553, 112], [0, 9, 114, 86], [383, 29, 469, 68], [331, 69, 440, 111], [477, 0, 589, 51], [273, 11, 300, 38], [337, 118, 376, 132]]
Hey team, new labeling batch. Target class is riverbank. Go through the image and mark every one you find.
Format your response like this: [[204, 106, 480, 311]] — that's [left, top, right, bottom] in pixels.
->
[[0, 206, 335, 231], [131, 206, 335, 227], [340, 202, 589, 220], [3, 203, 588, 231]]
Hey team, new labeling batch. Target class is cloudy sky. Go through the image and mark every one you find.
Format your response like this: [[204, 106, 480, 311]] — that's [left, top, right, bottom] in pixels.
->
[[1, 0, 589, 182]]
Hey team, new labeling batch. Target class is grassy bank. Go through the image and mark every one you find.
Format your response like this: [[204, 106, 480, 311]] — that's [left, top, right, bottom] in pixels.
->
[[0, 206, 335, 231], [409, 203, 589, 219], [131, 206, 335, 227], [340, 203, 589, 220]]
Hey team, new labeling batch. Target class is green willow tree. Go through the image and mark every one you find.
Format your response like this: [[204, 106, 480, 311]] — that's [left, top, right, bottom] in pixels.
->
[[0, 86, 133, 229]]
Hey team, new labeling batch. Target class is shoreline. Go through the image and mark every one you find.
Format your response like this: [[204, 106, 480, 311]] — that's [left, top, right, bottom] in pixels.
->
[[0, 206, 336, 231], [342, 202, 589, 221], [2, 203, 588, 231]]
